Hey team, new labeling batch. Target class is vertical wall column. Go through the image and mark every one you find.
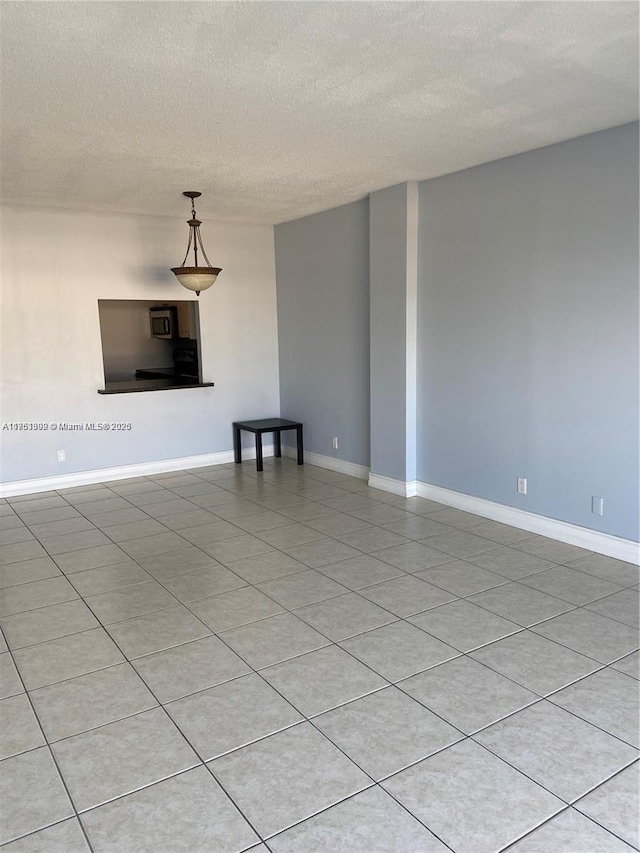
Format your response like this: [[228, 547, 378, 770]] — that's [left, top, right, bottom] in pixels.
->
[[369, 182, 419, 493]]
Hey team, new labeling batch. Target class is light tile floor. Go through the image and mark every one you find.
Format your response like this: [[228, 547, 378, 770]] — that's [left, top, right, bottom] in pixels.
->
[[0, 458, 638, 852]]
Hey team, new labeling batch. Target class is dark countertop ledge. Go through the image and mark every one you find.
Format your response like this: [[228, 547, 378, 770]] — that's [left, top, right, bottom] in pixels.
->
[[98, 379, 214, 394]]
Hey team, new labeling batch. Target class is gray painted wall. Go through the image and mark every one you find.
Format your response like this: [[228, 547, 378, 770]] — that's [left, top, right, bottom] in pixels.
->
[[275, 200, 370, 466], [369, 183, 410, 481], [418, 123, 639, 540]]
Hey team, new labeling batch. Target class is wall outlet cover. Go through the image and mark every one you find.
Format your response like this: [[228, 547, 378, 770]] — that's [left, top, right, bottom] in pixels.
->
[[517, 477, 527, 495]]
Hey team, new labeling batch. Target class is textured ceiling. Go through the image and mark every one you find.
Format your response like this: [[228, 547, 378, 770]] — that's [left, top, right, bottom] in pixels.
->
[[1, 1, 638, 224]]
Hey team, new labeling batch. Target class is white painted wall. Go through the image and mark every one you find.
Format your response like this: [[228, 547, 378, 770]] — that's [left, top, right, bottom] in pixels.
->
[[0, 205, 280, 484]]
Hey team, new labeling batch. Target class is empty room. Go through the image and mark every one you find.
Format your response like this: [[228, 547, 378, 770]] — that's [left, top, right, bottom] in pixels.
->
[[0, 2, 638, 852]]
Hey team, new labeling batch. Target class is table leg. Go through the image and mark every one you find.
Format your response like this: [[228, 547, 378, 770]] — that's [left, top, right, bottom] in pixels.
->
[[233, 426, 242, 464], [274, 430, 282, 458], [255, 432, 264, 472], [296, 424, 304, 465]]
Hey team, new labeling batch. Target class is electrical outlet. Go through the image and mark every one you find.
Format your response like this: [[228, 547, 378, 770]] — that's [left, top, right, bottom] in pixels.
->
[[517, 477, 527, 495], [592, 496, 604, 516], [57, 450, 66, 462], [332, 436, 339, 450]]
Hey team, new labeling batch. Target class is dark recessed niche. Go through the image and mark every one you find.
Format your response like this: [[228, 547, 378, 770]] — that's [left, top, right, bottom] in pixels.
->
[[97, 299, 212, 393]]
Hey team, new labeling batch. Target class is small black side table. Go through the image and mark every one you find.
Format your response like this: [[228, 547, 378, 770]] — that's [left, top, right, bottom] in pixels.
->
[[233, 418, 304, 472]]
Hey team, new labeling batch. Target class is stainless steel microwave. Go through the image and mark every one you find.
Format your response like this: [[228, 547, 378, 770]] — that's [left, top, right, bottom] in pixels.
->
[[149, 307, 176, 339]]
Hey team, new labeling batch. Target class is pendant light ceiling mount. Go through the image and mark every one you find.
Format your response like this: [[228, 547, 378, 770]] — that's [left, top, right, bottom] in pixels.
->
[[171, 191, 222, 296]]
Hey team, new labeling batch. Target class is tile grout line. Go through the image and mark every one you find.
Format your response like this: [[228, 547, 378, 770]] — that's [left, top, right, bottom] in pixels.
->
[[38, 580, 268, 848], [14, 477, 471, 845], [122, 471, 640, 843], [4, 500, 637, 721], [1, 460, 637, 848], [0, 641, 97, 852]]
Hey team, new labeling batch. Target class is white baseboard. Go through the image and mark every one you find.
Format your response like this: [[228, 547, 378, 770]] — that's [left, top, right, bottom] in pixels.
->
[[282, 446, 369, 480], [416, 481, 639, 565], [3, 448, 637, 564], [368, 473, 418, 497], [304, 465, 638, 564], [0, 446, 274, 497]]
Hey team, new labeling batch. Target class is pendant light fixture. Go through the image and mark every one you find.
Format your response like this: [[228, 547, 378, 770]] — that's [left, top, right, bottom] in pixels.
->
[[171, 191, 222, 296]]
